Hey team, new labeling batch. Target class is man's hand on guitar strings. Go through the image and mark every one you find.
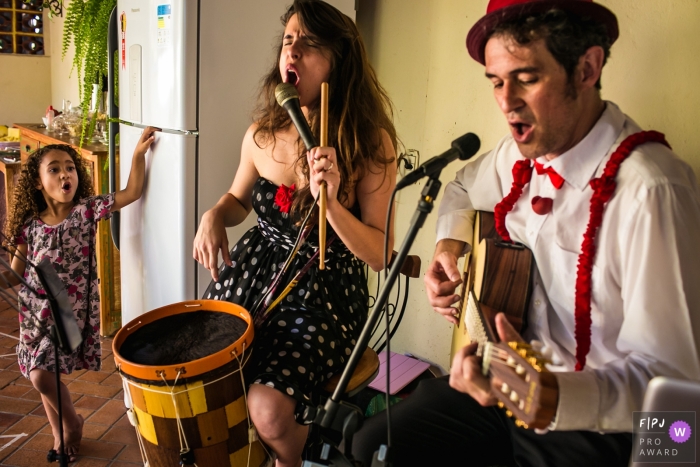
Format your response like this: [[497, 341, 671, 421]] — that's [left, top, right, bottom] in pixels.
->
[[449, 314, 523, 406], [424, 249, 463, 324], [449, 342, 501, 405]]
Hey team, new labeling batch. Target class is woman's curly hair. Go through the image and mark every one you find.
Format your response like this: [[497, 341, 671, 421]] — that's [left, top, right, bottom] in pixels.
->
[[4, 144, 94, 245], [254, 0, 397, 222]]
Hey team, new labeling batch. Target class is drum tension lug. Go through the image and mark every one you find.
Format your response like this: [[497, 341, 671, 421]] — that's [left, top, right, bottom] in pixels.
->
[[180, 448, 195, 465]]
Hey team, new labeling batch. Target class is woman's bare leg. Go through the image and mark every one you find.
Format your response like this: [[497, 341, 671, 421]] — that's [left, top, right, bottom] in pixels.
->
[[248, 384, 308, 467]]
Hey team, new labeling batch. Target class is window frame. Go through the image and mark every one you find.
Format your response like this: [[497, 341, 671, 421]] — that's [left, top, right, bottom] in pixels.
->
[[0, 0, 45, 55]]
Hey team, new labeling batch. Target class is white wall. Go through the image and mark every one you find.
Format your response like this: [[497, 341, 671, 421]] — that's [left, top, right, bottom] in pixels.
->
[[357, 0, 700, 370]]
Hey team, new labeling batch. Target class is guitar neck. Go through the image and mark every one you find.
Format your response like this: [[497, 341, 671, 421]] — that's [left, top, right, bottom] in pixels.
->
[[464, 290, 497, 349]]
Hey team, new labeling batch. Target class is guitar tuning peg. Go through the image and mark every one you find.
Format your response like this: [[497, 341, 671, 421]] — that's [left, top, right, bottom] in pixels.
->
[[530, 339, 555, 362], [515, 419, 529, 429], [509, 390, 519, 403], [501, 382, 510, 394], [541, 346, 553, 361], [527, 356, 543, 372], [505, 409, 514, 418], [497, 401, 505, 409], [508, 341, 532, 351]]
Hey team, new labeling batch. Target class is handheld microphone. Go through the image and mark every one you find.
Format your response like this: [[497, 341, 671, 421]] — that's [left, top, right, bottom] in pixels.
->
[[395, 132, 481, 189], [275, 82, 318, 151]]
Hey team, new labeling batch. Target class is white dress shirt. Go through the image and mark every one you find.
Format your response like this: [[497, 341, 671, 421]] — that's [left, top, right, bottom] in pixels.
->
[[436, 102, 700, 432]]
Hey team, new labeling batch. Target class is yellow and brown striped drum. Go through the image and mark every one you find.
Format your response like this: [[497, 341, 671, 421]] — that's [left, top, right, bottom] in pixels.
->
[[112, 300, 267, 467]]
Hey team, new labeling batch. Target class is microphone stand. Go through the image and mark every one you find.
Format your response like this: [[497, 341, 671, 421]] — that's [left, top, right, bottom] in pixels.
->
[[44, 324, 70, 467], [302, 175, 443, 467]]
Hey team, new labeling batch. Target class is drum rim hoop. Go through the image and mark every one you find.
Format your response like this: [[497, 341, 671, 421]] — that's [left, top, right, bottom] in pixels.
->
[[111, 300, 254, 381]]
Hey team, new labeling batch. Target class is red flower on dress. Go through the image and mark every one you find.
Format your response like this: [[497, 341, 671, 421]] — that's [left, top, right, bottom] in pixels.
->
[[275, 183, 296, 213]]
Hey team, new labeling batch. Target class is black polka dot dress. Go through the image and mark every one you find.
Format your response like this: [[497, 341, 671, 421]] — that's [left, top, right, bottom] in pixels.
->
[[203, 177, 369, 405]]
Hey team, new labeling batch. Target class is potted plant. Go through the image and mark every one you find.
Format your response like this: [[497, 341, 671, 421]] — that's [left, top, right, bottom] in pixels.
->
[[62, 0, 116, 145]]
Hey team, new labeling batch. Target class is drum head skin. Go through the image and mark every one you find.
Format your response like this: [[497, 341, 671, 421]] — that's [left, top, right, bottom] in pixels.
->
[[113, 300, 254, 382]]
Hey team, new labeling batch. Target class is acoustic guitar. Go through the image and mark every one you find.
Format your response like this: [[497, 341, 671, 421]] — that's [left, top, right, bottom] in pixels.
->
[[450, 211, 533, 358], [449, 211, 557, 429]]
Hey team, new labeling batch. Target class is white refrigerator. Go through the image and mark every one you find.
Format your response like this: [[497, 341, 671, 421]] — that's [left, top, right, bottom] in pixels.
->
[[109, 0, 356, 326]]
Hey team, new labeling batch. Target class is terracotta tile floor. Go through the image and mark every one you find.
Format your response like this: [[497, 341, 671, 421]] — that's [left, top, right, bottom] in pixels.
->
[[0, 295, 141, 466]]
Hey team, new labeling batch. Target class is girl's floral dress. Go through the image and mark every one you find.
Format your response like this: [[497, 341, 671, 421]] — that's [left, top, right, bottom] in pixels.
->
[[15, 194, 114, 378]]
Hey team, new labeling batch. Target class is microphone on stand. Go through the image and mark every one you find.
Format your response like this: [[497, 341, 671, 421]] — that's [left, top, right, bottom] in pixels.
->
[[275, 82, 318, 151], [395, 132, 481, 189]]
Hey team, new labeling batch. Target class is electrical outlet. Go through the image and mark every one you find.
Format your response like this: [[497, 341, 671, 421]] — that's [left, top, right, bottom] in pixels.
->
[[398, 149, 420, 176]]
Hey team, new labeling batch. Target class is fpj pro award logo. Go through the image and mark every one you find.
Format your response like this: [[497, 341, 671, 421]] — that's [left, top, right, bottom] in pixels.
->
[[633, 412, 695, 463]]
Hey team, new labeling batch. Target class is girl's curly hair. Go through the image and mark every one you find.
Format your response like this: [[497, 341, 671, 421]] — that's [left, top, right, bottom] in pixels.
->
[[4, 144, 94, 245]]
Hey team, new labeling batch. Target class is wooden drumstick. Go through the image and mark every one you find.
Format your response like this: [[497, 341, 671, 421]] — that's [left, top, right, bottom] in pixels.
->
[[319, 82, 329, 270]]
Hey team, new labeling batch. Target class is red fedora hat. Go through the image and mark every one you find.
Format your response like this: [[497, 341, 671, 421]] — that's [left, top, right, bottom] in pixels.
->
[[467, 0, 618, 65]]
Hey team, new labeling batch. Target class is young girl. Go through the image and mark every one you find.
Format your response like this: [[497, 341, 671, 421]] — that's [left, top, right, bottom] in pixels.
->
[[1, 127, 157, 462], [193, 1, 397, 465]]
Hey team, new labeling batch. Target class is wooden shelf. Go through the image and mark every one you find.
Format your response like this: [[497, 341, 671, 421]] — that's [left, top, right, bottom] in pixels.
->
[[10, 124, 122, 337]]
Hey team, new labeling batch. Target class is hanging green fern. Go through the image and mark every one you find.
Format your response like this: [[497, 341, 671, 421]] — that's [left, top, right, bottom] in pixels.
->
[[62, 0, 116, 147]]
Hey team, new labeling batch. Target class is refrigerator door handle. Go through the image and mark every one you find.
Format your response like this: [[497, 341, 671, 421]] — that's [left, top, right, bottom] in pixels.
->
[[108, 6, 120, 250]]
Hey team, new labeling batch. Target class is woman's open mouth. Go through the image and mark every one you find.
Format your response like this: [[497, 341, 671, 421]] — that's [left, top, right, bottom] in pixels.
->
[[61, 182, 71, 193], [286, 67, 300, 87]]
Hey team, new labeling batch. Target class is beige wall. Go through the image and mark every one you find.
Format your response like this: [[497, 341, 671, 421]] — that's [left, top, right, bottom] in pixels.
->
[[48, 2, 80, 112], [0, 54, 51, 127], [0, 5, 79, 128], [357, 0, 700, 369]]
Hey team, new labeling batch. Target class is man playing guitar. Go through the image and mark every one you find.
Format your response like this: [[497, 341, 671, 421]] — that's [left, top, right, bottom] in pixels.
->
[[354, 0, 700, 465]]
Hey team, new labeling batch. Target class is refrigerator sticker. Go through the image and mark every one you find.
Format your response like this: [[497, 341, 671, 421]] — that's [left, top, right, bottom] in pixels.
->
[[156, 4, 172, 48], [120, 12, 126, 69]]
